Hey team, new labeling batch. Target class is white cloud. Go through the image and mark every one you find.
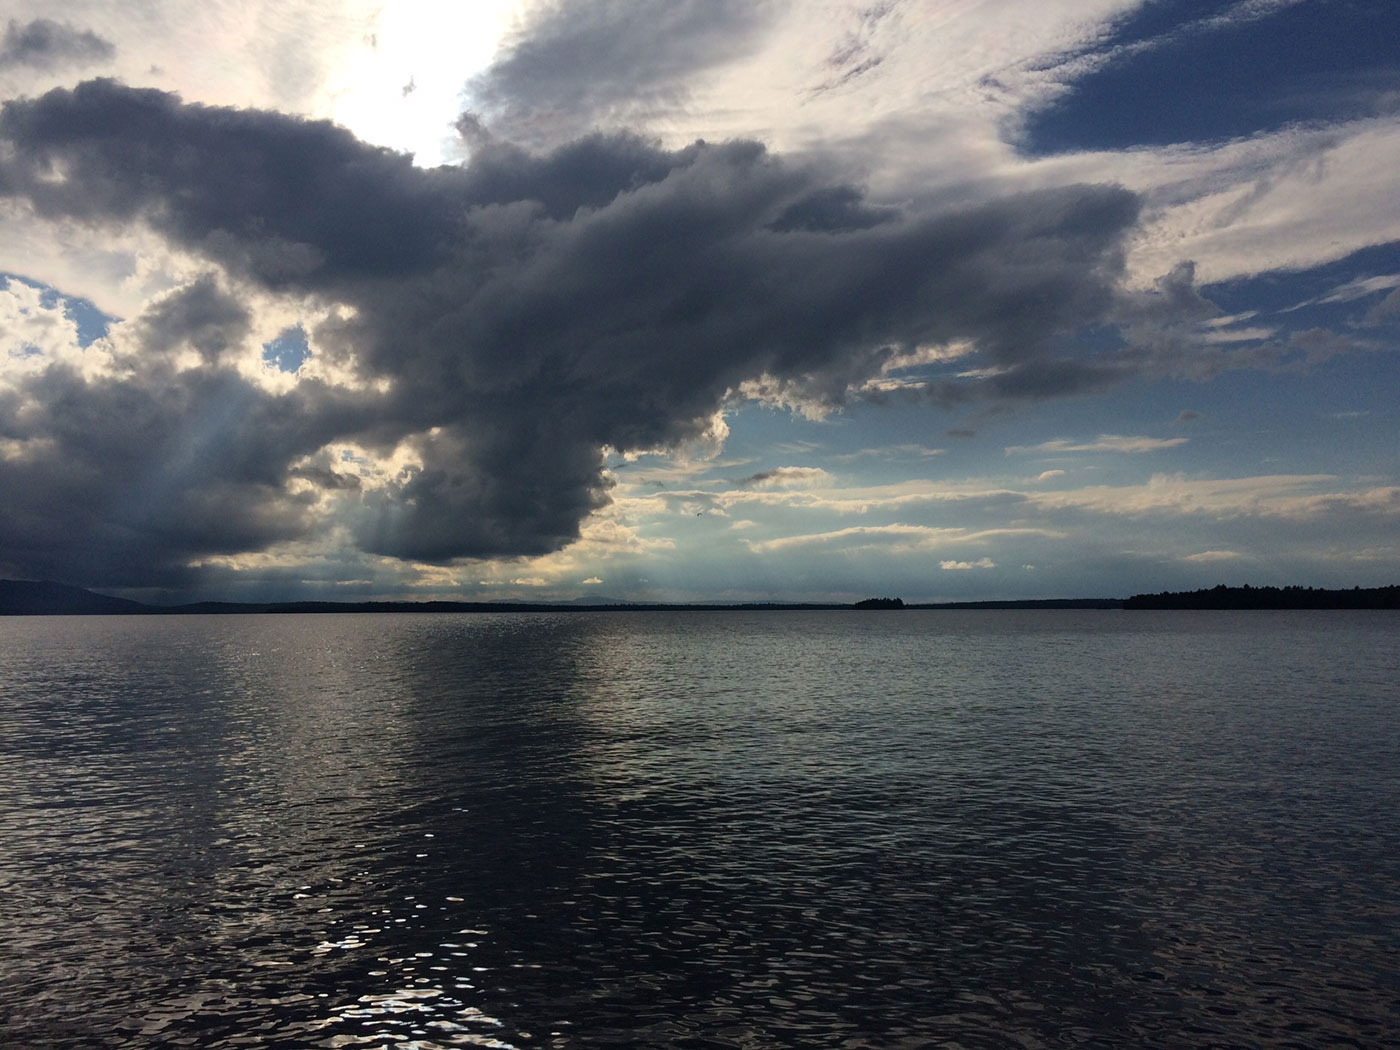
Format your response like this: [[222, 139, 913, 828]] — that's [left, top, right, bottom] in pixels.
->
[[1008, 435, 1189, 455], [746, 525, 1059, 554], [1121, 119, 1400, 287], [1029, 473, 1400, 520], [1183, 550, 1241, 562], [1200, 326, 1276, 344], [940, 558, 996, 571], [0, 276, 85, 375], [1317, 273, 1400, 305], [831, 445, 945, 462]]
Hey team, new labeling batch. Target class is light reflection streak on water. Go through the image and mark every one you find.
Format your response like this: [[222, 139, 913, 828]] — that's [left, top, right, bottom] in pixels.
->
[[0, 615, 535, 1048]]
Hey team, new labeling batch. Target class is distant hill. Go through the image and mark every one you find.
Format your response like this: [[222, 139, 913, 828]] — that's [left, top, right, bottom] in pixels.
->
[[0, 579, 149, 615], [1125, 584, 1400, 610]]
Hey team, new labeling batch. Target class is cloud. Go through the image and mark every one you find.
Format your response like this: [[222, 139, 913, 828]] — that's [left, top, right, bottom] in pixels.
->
[[747, 525, 1056, 554], [1, 274, 85, 365], [1183, 549, 1241, 562], [1123, 120, 1400, 287], [1035, 469, 1066, 482], [0, 342, 333, 587], [940, 558, 995, 571], [0, 19, 114, 70], [1317, 272, 1400, 306], [914, 356, 1133, 408], [808, 0, 899, 96], [464, 0, 780, 148], [1199, 325, 1275, 344], [0, 79, 1146, 586], [1366, 287, 1400, 324], [731, 466, 833, 489], [1007, 434, 1189, 455], [1028, 473, 1400, 521], [830, 444, 944, 462]]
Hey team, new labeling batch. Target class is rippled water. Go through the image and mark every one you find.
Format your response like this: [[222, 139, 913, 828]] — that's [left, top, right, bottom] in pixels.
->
[[1, 610, 1397, 1048]]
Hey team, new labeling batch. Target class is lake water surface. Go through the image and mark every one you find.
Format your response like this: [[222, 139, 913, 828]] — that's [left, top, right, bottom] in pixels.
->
[[1, 610, 1397, 1048]]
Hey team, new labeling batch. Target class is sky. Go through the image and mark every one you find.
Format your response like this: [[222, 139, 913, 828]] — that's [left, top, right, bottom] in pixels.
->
[[0, 0, 1397, 604]]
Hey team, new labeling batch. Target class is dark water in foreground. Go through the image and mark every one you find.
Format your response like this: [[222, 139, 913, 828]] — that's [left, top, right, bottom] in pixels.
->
[[1, 610, 1397, 1049]]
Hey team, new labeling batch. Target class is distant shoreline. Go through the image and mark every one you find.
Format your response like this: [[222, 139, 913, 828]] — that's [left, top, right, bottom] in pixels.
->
[[1122, 584, 1400, 610], [2, 580, 1397, 615]]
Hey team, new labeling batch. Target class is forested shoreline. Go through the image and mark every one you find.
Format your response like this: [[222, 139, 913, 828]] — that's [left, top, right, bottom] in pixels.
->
[[1125, 585, 1400, 610]]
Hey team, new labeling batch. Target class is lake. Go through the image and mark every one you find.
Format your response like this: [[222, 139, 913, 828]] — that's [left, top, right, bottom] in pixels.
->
[[1, 610, 1397, 1048]]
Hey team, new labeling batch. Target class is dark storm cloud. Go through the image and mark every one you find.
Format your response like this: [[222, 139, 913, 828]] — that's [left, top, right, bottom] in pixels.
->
[[910, 358, 1131, 410], [0, 325, 373, 587], [465, 0, 780, 146], [136, 275, 252, 363], [769, 186, 896, 233], [0, 79, 1142, 581], [0, 18, 113, 70], [980, 359, 1131, 401], [0, 80, 458, 288]]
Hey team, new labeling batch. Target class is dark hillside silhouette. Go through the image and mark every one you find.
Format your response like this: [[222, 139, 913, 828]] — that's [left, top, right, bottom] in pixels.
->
[[0, 579, 148, 615]]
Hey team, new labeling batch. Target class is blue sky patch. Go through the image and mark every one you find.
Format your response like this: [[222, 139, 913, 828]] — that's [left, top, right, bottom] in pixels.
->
[[3, 271, 115, 345], [1021, 0, 1400, 154], [262, 326, 310, 373]]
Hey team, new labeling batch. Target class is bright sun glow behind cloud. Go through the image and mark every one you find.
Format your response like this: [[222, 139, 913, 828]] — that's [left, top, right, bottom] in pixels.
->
[[326, 0, 517, 166]]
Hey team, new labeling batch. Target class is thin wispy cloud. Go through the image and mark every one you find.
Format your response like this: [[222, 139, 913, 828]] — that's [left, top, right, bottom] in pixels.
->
[[830, 444, 945, 462], [1183, 549, 1241, 562], [746, 525, 1060, 554], [730, 467, 834, 489], [1007, 435, 1189, 455]]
